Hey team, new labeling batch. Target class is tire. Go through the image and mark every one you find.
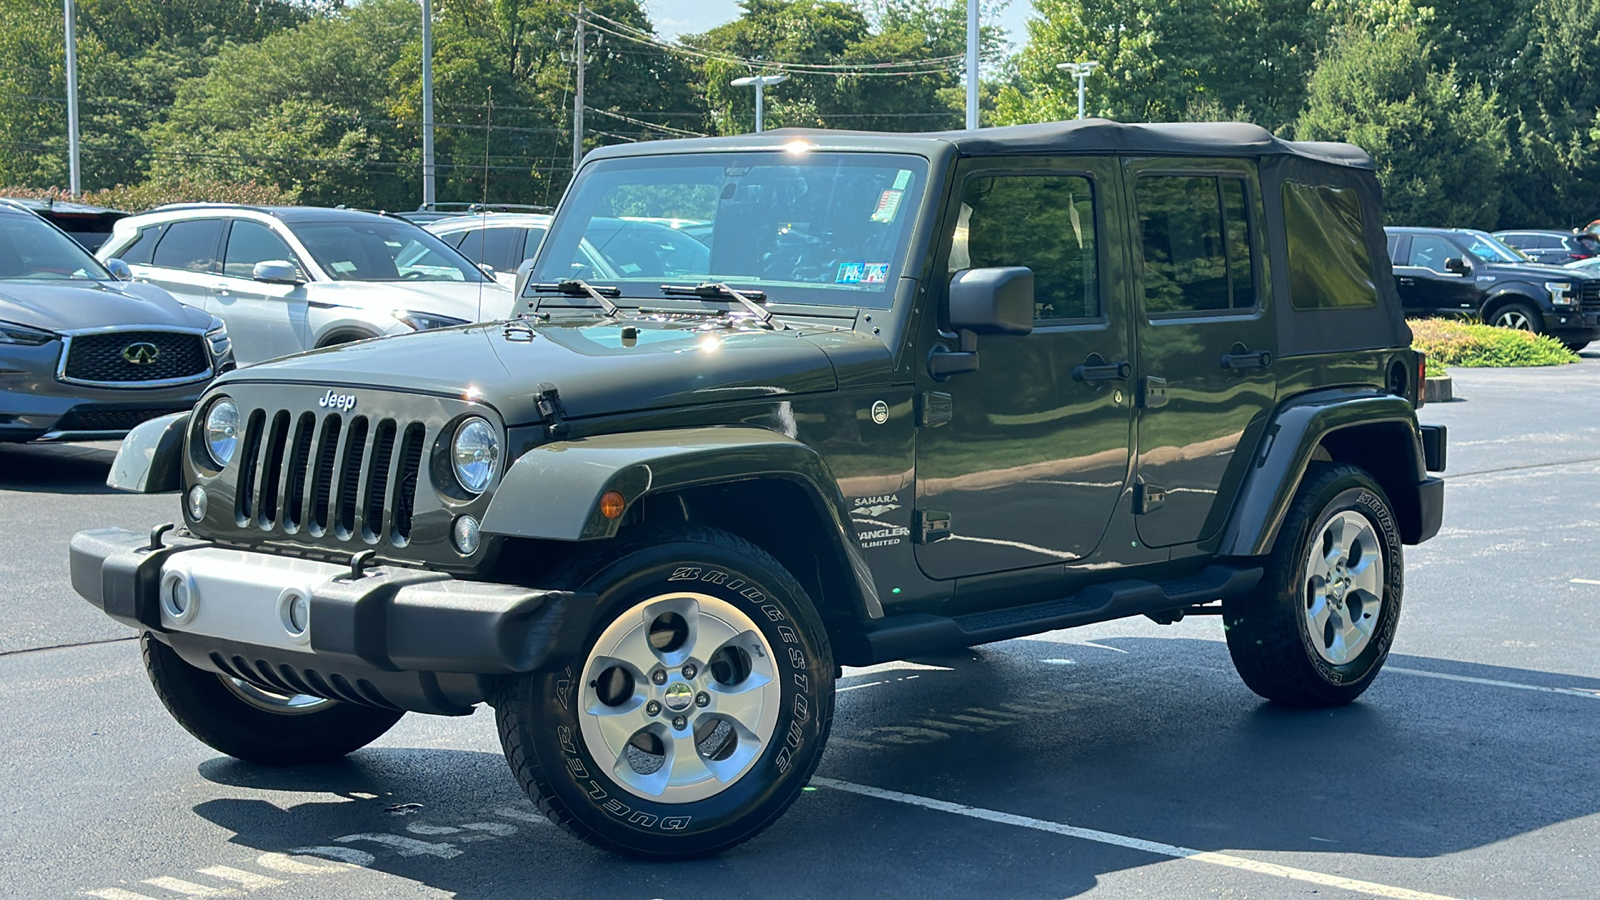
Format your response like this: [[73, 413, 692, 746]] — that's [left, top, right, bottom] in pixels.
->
[[1489, 301, 1542, 334], [1222, 463, 1404, 707], [1565, 340, 1590, 352], [494, 526, 835, 858], [141, 634, 405, 765]]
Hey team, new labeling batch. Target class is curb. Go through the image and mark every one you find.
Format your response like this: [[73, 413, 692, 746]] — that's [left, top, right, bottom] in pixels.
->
[[1424, 375, 1454, 403]]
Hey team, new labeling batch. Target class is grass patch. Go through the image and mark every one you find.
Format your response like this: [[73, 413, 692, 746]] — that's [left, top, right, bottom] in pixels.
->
[[1409, 318, 1578, 369]]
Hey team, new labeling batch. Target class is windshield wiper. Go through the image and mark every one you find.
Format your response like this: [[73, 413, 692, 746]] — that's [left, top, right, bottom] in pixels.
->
[[528, 279, 620, 316], [659, 282, 786, 331]]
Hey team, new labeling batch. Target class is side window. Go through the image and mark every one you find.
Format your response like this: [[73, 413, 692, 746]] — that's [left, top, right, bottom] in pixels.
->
[[222, 220, 300, 279], [1136, 175, 1254, 315], [1281, 181, 1379, 308], [151, 219, 222, 273], [1385, 232, 1400, 262], [1407, 236, 1458, 274], [524, 226, 548, 262], [950, 173, 1099, 321], [455, 227, 522, 272], [116, 224, 164, 264]]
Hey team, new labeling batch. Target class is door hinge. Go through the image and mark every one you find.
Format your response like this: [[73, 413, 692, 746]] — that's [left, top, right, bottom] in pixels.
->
[[1134, 482, 1166, 515], [1141, 376, 1168, 409], [914, 509, 952, 543], [918, 391, 953, 427]]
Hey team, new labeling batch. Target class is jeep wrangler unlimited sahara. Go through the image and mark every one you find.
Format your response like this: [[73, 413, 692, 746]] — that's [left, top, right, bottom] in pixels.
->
[[70, 120, 1445, 859]]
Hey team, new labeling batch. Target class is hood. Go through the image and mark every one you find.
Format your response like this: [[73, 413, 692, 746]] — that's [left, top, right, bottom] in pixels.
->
[[313, 280, 515, 323], [1481, 260, 1600, 281], [0, 279, 209, 333], [217, 314, 853, 425]]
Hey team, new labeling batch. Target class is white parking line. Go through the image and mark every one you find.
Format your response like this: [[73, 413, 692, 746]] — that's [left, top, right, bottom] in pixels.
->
[[1570, 578, 1600, 585], [1388, 666, 1600, 700], [813, 778, 1461, 900]]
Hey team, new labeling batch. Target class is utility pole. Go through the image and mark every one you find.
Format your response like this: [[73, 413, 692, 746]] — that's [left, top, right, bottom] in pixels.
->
[[573, 2, 585, 173], [421, 0, 435, 207], [965, 0, 978, 130], [64, 0, 81, 197], [731, 75, 788, 133], [1056, 61, 1101, 120]]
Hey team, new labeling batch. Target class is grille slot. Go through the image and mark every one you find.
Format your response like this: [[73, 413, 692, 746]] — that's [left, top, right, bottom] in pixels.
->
[[230, 407, 427, 547], [1582, 282, 1600, 312], [51, 406, 185, 433], [61, 330, 209, 385]]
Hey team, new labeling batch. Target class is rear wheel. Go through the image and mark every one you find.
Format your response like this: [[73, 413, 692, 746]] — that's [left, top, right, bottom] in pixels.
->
[[1565, 340, 1590, 352], [141, 634, 405, 764], [1223, 463, 1404, 707], [494, 527, 834, 858], [1490, 301, 1541, 334]]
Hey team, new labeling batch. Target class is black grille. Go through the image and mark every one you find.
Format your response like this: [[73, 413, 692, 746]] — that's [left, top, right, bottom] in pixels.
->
[[62, 330, 209, 384], [53, 406, 185, 433], [1581, 282, 1600, 312], [233, 408, 423, 546]]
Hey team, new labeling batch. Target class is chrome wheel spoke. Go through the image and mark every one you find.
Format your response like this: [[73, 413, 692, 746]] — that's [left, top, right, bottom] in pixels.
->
[[665, 731, 717, 785], [587, 690, 653, 752], [708, 672, 773, 730], [1348, 555, 1383, 596]]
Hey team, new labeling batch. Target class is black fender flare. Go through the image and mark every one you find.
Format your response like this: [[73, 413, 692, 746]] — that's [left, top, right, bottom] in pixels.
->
[[1480, 288, 1545, 321], [106, 411, 188, 493], [1212, 389, 1429, 557], [478, 426, 884, 618]]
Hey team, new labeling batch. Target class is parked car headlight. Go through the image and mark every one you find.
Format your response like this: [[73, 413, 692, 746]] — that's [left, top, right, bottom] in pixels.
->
[[205, 317, 231, 357], [203, 398, 240, 467], [393, 310, 470, 331], [1546, 282, 1578, 306], [451, 417, 499, 494], [0, 319, 56, 346]]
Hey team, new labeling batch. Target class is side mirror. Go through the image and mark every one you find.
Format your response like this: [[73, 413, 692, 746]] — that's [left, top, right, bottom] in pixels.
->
[[930, 267, 1035, 380], [478, 262, 497, 278], [1444, 257, 1471, 275], [103, 258, 132, 281], [253, 260, 304, 285]]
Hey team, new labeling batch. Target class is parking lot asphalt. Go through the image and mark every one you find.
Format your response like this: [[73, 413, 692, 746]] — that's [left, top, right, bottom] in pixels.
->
[[3, 362, 1599, 899]]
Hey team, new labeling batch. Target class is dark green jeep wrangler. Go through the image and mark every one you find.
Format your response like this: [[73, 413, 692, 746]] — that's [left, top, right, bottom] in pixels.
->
[[70, 120, 1445, 858]]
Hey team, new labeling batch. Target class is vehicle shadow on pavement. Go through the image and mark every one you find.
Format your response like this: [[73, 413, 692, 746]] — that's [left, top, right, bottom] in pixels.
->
[[184, 638, 1600, 898], [0, 443, 118, 494]]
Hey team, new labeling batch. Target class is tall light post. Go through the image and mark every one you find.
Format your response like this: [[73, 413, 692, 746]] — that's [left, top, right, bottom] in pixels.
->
[[965, 0, 978, 130], [731, 74, 789, 133], [1055, 61, 1101, 120], [421, 0, 435, 207], [64, 0, 81, 197]]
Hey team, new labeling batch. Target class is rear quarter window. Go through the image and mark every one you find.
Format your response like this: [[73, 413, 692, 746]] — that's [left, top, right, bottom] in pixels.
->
[[1281, 181, 1377, 310], [115, 224, 165, 264]]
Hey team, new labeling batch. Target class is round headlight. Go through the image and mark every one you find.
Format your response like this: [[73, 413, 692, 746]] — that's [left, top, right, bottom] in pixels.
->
[[451, 417, 499, 494], [203, 398, 239, 467]]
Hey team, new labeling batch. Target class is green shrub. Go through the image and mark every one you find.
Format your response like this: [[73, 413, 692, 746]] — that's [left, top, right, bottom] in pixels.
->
[[1409, 318, 1578, 368], [0, 178, 293, 212]]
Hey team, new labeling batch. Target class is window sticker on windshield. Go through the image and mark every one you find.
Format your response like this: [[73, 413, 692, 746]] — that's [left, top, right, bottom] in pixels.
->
[[893, 169, 913, 190], [863, 263, 889, 284], [837, 263, 865, 284], [330, 260, 357, 274], [871, 190, 905, 224]]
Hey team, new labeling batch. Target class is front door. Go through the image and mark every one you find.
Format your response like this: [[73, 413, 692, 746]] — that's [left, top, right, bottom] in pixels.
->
[[212, 219, 311, 363], [1396, 232, 1481, 315], [1126, 159, 1277, 549], [913, 158, 1135, 581]]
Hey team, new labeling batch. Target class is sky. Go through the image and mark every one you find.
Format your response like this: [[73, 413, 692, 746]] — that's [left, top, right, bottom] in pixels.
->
[[643, 1, 1036, 49]]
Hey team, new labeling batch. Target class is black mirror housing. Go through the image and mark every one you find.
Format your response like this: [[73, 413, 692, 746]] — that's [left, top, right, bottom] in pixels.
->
[[949, 267, 1035, 335], [1444, 257, 1471, 275]]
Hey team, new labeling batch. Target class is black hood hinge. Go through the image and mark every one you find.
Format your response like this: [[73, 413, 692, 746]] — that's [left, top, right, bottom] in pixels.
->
[[535, 381, 569, 439]]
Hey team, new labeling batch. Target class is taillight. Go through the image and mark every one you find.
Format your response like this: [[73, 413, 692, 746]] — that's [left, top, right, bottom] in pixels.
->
[[1416, 353, 1427, 409]]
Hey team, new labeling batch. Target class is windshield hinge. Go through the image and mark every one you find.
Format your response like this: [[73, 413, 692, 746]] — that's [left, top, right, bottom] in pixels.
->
[[535, 382, 569, 439]]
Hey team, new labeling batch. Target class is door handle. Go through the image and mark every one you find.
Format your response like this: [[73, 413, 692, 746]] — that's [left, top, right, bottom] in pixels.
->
[[1398, 276, 1415, 285], [1072, 356, 1132, 382], [1220, 349, 1273, 370], [210, 283, 230, 295]]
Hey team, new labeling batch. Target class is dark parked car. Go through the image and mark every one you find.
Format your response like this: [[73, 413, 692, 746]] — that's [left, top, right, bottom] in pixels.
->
[[0, 200, 232, 443], [1385, 226, 1600, 349], [0, 196, 128, 250], [1494, 229, 1600, 266], [72, 121, 1443, 859]]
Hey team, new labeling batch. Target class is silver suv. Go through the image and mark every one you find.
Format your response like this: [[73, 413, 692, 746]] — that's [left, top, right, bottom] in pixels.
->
[[99, 205, 513, 365]]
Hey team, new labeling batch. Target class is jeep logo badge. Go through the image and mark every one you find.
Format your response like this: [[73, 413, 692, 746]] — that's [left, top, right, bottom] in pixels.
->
[[318, 390, 357, 412], [122, 342, 160, 365], [870, 400, 890, 425]]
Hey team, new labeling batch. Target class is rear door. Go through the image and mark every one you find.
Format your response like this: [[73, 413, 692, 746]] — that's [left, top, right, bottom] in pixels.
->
[[143, 219, 224, 315], [1126, 159, 1275, 549], [212, 219, 312, 362], [1398, 233, 1481, 314]]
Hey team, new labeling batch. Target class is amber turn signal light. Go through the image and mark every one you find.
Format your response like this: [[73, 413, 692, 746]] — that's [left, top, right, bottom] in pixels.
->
[[600, 490, 627, 519]]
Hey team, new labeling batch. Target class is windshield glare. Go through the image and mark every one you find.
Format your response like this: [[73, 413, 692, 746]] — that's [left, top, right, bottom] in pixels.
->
[[1463, 232, 1525, 264], [531, 151, 930, 308], [0, 211, 110, 280], [291, 220, 485, 283]]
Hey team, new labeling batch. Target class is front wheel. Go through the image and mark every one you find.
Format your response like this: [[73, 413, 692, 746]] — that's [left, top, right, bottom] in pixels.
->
[[1223, 463, 1404, 707], [1490, 301, 1542, 334], [1565, 340, 1590, 352], [494, 527, 835, 858], [141, 635, 405, 764]]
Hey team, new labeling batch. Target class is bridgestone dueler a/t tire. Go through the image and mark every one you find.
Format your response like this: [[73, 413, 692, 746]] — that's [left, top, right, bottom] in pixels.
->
[[141, 634, 405, 765], [1223, 463, 1404, 707], [493, 527, 835, 859]]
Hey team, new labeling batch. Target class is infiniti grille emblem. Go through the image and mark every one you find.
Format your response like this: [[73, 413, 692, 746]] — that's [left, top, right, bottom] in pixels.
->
[[122, 342, 160, 365]]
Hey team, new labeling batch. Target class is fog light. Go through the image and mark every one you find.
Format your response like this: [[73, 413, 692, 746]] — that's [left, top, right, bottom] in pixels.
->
[[600, 490, 626, 520], [453, 515, 481, 554], [186, 485, 208, 521], [278, 589, 311, 643], [160, 570, 198, 625]]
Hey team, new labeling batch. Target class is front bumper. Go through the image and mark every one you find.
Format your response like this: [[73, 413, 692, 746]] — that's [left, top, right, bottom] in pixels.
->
[[1, 340, 217, 443], [69, 527, 593, 715], [1542, 309, 1600, 340]]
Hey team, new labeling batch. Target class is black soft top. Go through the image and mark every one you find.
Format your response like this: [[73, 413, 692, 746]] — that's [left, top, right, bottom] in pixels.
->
[[586, 119, 1374, 169]]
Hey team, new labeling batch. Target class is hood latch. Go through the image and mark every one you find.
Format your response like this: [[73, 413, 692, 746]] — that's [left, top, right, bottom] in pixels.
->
[[535, 381, 569, 439]]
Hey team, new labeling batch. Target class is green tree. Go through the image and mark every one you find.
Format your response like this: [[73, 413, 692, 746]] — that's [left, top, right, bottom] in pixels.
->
[[1500, 0, 1600, 227], [1295, 23, 1506, 228]]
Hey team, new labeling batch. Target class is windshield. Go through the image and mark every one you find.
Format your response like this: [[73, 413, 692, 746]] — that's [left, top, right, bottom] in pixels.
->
[[531, 151, 930, 308], [291, 219, 485, 282], [0, 210, 111, 280], [1462, 231, 1526, 264]]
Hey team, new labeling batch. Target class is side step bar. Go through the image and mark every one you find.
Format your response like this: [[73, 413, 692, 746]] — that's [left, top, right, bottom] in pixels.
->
[[850, 564, 1262, 665]]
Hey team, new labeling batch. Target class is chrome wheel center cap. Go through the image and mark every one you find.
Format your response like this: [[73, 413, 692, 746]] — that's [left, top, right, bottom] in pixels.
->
[[663, 681, 694, 713]]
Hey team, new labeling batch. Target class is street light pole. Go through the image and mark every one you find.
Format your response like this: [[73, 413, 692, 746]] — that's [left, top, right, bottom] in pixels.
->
[[965, 0, 978, 130], [573, 2, 585, 172], [63, 0, 80, 197], [421, 0, 435, 207], [731, 74, 789, 133], [1055, 61, 1101, 120]]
